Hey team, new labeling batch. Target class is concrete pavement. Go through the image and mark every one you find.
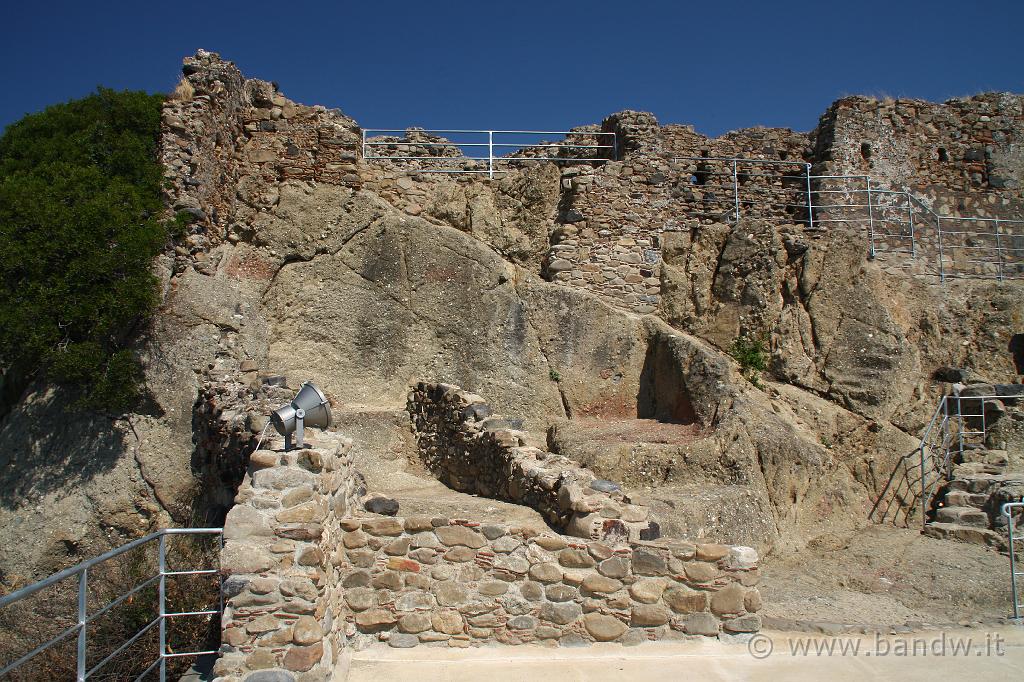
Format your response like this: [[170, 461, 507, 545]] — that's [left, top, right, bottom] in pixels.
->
[[342, 626, 1024, 681]]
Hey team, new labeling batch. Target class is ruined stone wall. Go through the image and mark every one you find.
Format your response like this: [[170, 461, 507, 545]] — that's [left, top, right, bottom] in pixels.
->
[[810, 94, 1024, 279], [813, 94, 1024, 214], [407, 382, 660, 543], [546, 112, 813, 313], [215, 435, 363, 681], [334, 516, 762, 651]]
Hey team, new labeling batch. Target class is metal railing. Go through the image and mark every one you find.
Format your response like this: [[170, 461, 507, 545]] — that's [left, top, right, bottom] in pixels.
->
[[361, 129, 616, 178], [1004, 501, 1024, 621], [669, 156, 1023, 282], [869, 393, 1001, 528], [0, 528, 223, 681]]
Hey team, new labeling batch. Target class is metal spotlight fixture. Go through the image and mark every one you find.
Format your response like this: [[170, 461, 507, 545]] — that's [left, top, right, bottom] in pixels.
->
[[270, 381, 332, 450]]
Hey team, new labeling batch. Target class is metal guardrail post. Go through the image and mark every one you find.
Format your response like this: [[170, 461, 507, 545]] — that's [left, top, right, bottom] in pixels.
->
[[360, 129, 366, 160], [908, 195, 916, 258], [805, 164, 814, 229], [158, 534, 167, 682], [77, 568, 87, 681], [995, 218, 1004, 282], [920, 445, 928, 530], [936, 213, 945, 282], [1004, 502, 1022, 622], [866, 177, 876, 258], [732, 160, 740, 225], [487, 130, 494, 180]]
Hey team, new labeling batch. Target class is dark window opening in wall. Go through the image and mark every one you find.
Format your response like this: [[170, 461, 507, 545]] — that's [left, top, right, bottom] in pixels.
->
[[779, 150, 789, 160], [860, 142, 872, 161], [938, 147, 949, 163], [651, 235, 660, 249], [691, 172, 709, 186], [737, 171, 750, 184]]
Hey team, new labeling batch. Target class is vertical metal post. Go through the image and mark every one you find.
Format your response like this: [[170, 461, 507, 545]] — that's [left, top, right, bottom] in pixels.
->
[[865, 177, 876, 258], [908, 196, 916, 258], [487, 130, 494, 180], [1007, 504, 1021, 621], [956, 394, 964, 475], [805, 164, 814, 230], [360, 129, 366, 160], [995, 218, 1004, 282], [77, 568, 87, 682], [218, 532, 225, 619], [936, 214, 946, 282], [732, 160, 740, 225], [158, 534, 167, 682], [295, 411, 305, 449], [920, 445, 928, 530]]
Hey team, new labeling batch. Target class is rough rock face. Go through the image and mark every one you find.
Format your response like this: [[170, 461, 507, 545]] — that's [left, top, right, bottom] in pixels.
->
[[1, 50, 1021, 591]]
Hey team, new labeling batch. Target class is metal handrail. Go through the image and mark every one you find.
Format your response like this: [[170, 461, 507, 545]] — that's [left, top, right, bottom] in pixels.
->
[[913, 393, 1005, 530], [361, 128, 616, 178], [1003, 502, 1024, 621], [0, 527, 223, 681]]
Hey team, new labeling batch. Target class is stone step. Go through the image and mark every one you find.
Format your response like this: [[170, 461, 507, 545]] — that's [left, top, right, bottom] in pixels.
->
[[957, 449, 1009, 467], [922, 522, 1002, 547], [943, 490, 989, 509], [947, 475, 999, 493], [951, 462, 1007, 478], [934, 505, 990, 527]]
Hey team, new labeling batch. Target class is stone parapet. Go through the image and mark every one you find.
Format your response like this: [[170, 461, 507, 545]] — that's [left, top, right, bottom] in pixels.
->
[[334, 516, 761, 650], [407, 382, 660, 543], [213, 435, 362, 681]]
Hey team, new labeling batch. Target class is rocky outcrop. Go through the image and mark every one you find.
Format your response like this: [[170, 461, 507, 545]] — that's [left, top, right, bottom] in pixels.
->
[[2, 49, 1022, 597]]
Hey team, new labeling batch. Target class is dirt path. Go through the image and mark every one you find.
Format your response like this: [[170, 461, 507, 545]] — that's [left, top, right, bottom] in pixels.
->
[[760, 524, 1017, 627]]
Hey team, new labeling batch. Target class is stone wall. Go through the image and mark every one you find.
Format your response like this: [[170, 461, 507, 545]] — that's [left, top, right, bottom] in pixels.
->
[[544, 111, 814, 314], [334, 516, 761, 650], [214, 435, 363, 681], [407, 382, 660, 543], [548, 96, 1024, 311], [162, 51, 1023, 315]]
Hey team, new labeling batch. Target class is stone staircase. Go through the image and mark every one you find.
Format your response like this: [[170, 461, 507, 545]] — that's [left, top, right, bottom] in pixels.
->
[[924, 447, 1024, 547]]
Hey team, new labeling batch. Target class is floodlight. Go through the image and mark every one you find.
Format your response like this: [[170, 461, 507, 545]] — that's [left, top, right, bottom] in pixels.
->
[[270, 381, 332, 450]]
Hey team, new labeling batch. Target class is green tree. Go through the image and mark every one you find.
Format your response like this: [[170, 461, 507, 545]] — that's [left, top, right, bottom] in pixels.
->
[[0, 87, 167, 411]]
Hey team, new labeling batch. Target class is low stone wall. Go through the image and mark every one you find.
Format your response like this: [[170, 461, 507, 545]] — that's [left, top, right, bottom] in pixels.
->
[[214, 435, 363, 681], [335, 516, 761, 649], [407, 382, 660, 543]]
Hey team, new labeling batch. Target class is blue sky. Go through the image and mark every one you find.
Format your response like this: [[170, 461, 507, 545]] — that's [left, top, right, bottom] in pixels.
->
[[1, 0, 1022, 137]]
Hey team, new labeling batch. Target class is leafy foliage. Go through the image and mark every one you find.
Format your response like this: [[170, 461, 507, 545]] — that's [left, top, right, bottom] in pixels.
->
[[729, 335, 768, 386], [0, 88, 167, 410]]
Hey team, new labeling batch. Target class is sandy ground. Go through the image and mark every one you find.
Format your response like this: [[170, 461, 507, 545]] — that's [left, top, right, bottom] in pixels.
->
[[760, 524, 1017, 627], [343, 626, 1024, 681]]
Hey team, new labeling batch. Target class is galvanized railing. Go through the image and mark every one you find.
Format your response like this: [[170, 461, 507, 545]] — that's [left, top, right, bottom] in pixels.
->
[[0, 528, 223, 681], [669, 156, 1023, 282], [361, 129, 616, 178], [1004, 501, 1024, 621], [869, 393, 1001, 528]]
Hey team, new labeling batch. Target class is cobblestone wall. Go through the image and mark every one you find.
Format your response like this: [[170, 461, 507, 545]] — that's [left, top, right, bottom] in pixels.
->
[[212, 431, 760, 680], [334, 516, 762, 651], [407, 382, 660, 543], [214, 435, 363, 681]]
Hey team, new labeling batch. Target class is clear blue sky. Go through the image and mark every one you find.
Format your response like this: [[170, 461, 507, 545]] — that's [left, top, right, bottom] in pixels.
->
[[2, 0, 1022, 137]]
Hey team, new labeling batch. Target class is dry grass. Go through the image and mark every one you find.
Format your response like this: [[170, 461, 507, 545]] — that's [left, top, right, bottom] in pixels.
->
[[0, 534, 220, 680], [171, 79, 195, 103]]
